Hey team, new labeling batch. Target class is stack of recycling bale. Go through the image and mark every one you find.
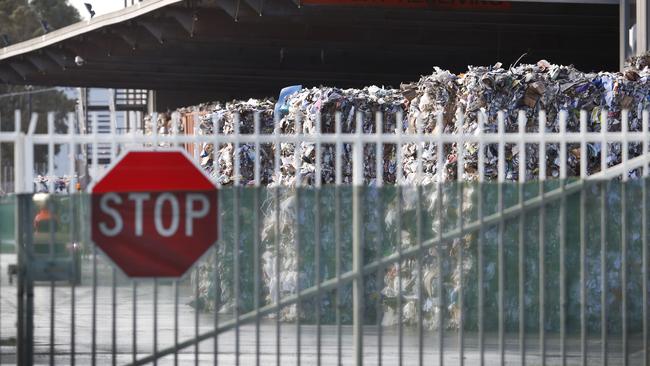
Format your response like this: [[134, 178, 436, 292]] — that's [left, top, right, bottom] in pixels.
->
[[194, 99, 276, 185], [189, 99, 276, 314], [392, 60, 650, 333], [179, 60, 649, 333], [262, 86, 407, 322]]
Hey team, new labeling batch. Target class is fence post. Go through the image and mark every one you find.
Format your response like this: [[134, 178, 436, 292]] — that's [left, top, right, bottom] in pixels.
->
[[14, 110, 34, 366], [352, 113, 364, 366]]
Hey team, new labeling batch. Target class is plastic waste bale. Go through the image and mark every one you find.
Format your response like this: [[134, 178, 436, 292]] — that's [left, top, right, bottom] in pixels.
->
[[189, 99, 276, 315], [260, 86, 407, 322], [451, 62, 650, 334], [196, 99, 277, 185], [178, 59, 650, 334], [388, 60, 650, 332]]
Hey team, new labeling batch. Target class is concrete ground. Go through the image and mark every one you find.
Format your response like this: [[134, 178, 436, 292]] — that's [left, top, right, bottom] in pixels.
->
[[0, 253, 645, 365]]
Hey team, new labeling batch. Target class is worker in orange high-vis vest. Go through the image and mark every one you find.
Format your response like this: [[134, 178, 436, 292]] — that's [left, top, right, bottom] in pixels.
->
[[33, 203, 58, 233]]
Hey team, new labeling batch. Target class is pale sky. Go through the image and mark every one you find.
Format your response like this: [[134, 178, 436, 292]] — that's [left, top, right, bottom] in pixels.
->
[[67, 0, 127, 20]]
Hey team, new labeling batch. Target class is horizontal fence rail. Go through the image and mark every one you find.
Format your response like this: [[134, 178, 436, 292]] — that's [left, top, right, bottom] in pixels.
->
[[0, 108, 648, 194], [0, 108, 648, 366]]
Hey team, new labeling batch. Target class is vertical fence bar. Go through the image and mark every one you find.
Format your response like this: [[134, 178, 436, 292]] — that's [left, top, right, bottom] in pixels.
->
[[193, 112, 200, 158], [191, 113, 200, 366], [214, 185, 221, 366], [233, 114, 241, 366], [68, 112, 77, 366], [517, 110, 526, 366], [274, 116, 282, 366], [111, 107, 119, 365], [171, 112, 179, 148], [14, 110, 24, 193], [315, 112, 322, 366], [16, 192, 34, 366], [416, 114, 424, 366], [539, 110, 547, 366], [47, 112, 56, 366], [497, 111, 505, 366], [621, 110, 629, 366], [601, 111, 608, 366], [152, 112, 159, 148], [112, 268, 117, 366], [47, 112, 54, 192], [456, 110, 465, 366], [194, 268, 199, 365], [91, 113, 99, 182], [14, 111, 23, 366], [374, 112, 383, 366], [396, 185, 404, 366], [435, 111, 444, 366], [396, 113, 404, 366], [25, 112, 37, 192], [253, 113, 261, 366], [48, 197, 55, 366], [213, 111, 221, 366], [559, 111, 567, 366], [295, 115, 302, 366], [26, 194, 34, 366], [91, 246, 97, 365], [478, 110, 485, 366], [132, 281, 137, 364], [171, 112, 179, 366], [643, 110, 649, 366], [335, 112, 343, 366], [375, 112, 384, 366], [353, 112, 365, 366], [579, 111, 588, 366], [0, 174, 2, 365], [174, 280, 179, 366], [154, 278, 159, 366]]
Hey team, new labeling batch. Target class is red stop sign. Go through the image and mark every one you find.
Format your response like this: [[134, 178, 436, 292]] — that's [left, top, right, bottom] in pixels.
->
[[91, 150, 218, 277]]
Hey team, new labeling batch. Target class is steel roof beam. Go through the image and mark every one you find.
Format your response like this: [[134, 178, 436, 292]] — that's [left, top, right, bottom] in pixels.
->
[[25, 54, 59, 74], [0, 66, 22, 83], [8, 61, 36, 80], [43, 49, 74, 70], [165, 9, 199, 36], [138, 20, 166, 44]]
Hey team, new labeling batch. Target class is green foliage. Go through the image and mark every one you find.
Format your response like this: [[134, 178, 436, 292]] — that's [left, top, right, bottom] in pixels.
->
[[0, 0, 81, 164], [30, 0, 80, 30], [0, 0, 80, 42]]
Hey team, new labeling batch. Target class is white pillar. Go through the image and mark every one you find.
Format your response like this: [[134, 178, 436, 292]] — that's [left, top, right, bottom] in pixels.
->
[[621, 0, 631, 70], [638, 0, 649, 55]]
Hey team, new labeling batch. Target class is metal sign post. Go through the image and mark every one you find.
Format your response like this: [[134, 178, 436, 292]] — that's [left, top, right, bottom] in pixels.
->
[[13, 112, 35, 366], [15, 195, 34, 366]]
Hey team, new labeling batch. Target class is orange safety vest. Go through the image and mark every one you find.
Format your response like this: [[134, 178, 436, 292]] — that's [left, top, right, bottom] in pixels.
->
[[34, 208, 57, 232]]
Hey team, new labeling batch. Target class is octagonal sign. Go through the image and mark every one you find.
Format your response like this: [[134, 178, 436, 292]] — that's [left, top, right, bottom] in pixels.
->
[[91, 150, 218, 277]]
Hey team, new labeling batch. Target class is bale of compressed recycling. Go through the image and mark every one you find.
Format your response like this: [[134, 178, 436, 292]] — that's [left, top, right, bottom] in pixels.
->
[[388, 60, 650, 333], [195, 99, 277, 185], [263, 86, 407, 322], [179, 60, 648, 333], [186, 99, 276, 314]]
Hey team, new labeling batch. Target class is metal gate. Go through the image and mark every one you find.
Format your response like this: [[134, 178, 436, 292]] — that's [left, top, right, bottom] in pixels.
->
[[0, 108, 649, 365]]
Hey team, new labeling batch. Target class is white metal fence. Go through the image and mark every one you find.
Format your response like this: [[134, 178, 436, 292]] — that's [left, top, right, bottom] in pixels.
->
[[0, 108, 649, 366], [1, 108, 649, 194]]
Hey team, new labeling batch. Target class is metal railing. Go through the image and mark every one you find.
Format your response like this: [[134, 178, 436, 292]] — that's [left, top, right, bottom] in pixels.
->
[[0, 108, 648, 365]]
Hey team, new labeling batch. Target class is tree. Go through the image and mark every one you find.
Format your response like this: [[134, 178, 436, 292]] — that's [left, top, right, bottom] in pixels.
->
[[30, 0, 80, 30], [0, 0, 81, 175]]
